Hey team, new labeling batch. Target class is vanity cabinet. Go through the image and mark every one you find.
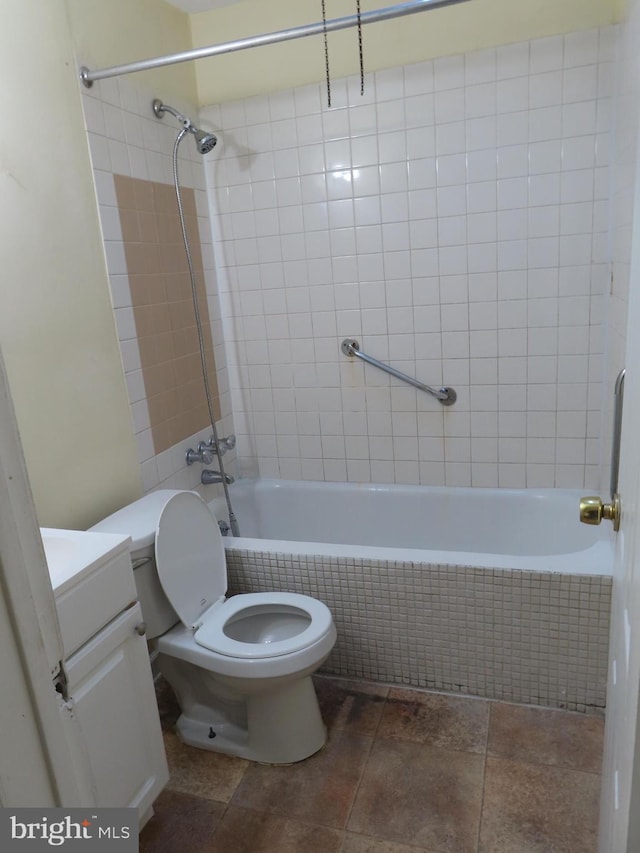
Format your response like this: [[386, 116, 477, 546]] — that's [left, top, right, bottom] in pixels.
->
[[42, 529, 169, 822]]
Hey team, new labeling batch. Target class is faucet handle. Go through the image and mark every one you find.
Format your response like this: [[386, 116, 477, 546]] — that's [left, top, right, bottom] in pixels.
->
[[185, 442, 215, 466], [206, 434, 236, 455]]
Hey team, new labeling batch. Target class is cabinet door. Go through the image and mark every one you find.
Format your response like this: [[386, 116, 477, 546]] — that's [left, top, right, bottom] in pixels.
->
[[65, 603, 169, 817]]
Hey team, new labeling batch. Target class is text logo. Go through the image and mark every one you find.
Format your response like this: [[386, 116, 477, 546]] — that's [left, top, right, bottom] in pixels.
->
[[0, 809, 136, 851]]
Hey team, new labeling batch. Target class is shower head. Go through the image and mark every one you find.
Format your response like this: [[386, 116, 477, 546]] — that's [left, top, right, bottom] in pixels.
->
[[152, 98, 217, 154], [193, 127, 218, 155]]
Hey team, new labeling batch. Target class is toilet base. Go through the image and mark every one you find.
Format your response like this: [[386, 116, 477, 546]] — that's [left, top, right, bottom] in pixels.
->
[[160, 653, 328, 763]]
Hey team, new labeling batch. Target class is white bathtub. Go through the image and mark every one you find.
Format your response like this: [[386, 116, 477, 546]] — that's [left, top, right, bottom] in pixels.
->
[[212, 478, 613, 711], [212, 479, 613, 575]]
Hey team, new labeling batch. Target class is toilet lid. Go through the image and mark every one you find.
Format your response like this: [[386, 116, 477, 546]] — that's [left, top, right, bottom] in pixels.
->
[[155, 491, 227, 629]]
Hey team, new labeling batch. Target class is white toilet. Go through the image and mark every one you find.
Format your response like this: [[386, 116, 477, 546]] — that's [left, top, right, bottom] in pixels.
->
[[91, 489, 337, 764]]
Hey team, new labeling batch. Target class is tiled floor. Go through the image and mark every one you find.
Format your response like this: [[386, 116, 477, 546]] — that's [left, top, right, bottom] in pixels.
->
[[140, 676, 604, 853]]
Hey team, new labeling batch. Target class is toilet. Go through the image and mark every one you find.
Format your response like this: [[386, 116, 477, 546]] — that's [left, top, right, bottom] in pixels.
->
[[91, 489, 337, 764]]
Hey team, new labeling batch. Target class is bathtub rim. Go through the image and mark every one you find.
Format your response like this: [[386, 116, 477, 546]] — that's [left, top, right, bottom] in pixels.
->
[[211, 479, 614, 576]]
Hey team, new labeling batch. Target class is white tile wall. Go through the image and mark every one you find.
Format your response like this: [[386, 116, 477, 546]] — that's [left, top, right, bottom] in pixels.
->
[[202, 27, 615, 489], [80, 77, 236, 496]]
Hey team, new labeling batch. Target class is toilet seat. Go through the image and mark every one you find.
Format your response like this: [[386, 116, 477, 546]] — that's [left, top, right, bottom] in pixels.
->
[[193, 592, 334, 658], [155, 491, 333, 661]]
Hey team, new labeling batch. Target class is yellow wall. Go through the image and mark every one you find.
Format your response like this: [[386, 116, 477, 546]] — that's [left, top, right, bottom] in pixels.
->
[[614, 0, 629, 19], [0, 0, 142, 528], [65, 0, 197, 103], [191, 0, 621, 105]]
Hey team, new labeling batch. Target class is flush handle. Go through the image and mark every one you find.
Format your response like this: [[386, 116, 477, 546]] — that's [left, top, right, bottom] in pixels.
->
[[579, 494, 621, 531]]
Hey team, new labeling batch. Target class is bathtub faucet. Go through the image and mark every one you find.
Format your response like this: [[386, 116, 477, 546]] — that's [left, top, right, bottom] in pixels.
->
[[201, 469, 235, 486]]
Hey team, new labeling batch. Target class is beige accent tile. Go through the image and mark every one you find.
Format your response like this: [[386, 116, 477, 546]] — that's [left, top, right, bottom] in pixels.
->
[[114, 173, 219, 454], [114, 174, 136, 210], [138, 335, 159, 367], [147, 393, 167, 426], [180, 190, 197, 217], [134, 179, 154, 212], [138, 210, 159, 243], [118, 208, 140, 242], [153, 182, 175, 213]]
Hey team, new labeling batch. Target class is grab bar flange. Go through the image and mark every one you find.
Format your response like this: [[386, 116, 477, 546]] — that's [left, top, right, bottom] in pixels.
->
[[341, 338, 456, 406]]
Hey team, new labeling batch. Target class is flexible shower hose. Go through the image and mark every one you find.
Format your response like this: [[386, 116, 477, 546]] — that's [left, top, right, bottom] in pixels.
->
[[172, 129, 240, 536]]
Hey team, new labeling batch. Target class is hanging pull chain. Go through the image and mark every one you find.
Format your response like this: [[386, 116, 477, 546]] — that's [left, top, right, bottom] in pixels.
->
[[321, 0, 331, 107], [321, 1, 364, 107], [357, 0, 364, 96]]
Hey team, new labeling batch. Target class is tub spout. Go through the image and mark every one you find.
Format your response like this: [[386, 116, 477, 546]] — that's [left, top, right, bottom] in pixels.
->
[[201, 469, 235, 486]]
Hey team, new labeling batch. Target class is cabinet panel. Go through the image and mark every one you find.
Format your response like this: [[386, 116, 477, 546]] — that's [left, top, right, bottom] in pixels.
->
[[54, 546, 137, 658], [66, 603, 168, 815]]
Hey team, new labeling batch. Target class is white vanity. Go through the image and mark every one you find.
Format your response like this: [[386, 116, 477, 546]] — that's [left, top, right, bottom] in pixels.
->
[[41, 528, 168, 824]]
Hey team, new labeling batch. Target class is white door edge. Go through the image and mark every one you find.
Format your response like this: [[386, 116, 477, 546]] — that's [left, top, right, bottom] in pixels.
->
[[0, 345, 84, 805]]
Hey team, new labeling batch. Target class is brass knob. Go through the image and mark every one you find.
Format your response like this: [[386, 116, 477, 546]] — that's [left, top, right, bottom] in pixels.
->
[[579, 494, 620, 531]]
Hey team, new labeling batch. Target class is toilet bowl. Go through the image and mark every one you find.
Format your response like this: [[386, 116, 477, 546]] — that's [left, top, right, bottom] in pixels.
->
[[91, 489, 337, 764]]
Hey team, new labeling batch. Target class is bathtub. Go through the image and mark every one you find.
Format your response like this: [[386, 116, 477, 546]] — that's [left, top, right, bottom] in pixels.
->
[[210, 479, 613, 713], [213, 479, 612, 575]]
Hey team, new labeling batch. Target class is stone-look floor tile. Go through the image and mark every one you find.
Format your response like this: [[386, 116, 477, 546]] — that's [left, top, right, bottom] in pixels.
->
[[314, 675, 389, 736], [377, 688, 490, 754], [479, 756, 601, 853], [139, 789, 225, 853], [163, 731, 249, 802], [205, 805, 343, 852], [342, 833, 440, 852], [231, 730, 372, 829], [488, 702, 605, 773], [348, 738, 484, 852]]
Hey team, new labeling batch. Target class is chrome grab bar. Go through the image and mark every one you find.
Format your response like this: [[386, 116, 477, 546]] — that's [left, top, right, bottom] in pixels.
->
[[610, 367, 625, 499], [341, 338, 457, 406]]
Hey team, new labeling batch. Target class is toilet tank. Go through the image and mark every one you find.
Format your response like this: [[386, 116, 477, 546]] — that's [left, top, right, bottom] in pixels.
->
[[90, 491, 183, 639]]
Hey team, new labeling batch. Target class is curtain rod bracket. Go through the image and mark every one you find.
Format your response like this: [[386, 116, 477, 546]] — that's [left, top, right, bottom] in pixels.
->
[[79, 67, 93, 89]]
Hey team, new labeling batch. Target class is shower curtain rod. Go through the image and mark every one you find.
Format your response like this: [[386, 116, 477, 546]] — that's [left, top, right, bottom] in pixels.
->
[[80, 0, 470, 88]]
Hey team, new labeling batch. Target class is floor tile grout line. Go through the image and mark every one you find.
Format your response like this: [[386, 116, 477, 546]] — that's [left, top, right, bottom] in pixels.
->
[[211, 800, 348, 841], [474, 699, 494, 853], [340, 686, 389, 835]]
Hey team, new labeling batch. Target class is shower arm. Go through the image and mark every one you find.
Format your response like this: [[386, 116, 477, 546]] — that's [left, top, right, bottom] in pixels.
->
[[80, 0, 470, 87], [341, 339, 456, 406], [154, 101, 192, 129]]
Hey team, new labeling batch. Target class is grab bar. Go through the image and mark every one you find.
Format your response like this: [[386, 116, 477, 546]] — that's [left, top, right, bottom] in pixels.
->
[[610, 367, 625, 499], [341, 338, 457, 406]]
